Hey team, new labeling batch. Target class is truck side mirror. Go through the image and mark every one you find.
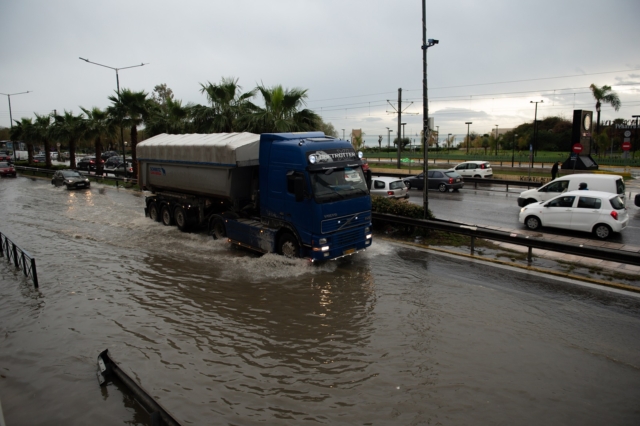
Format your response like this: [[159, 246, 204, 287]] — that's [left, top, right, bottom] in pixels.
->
[[294, 176, 304, 202]]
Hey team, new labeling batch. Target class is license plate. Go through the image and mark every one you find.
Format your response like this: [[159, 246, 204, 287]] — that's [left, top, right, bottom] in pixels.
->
[[456, 178, 461, 182], [343, 248, 355, 255], [77, 183, 85, 187]]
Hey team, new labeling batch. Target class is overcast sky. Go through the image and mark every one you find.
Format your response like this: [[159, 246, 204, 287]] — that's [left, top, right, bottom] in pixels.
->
[[2, 0, 639, 146]]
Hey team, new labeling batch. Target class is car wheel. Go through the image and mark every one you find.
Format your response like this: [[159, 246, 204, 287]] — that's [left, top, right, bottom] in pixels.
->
[[593, 224, 611, 240], [525, 215, 541, 230], [65, 184, 72, 190], [209, 216, 227, 240], [405, 181, 411, 190], [474, 174, 482, 178], [148, 202, 160, 222], [174, 207, 190, 231], [438, 183, 447, 192], [161, 206, 173, 226], [278, 233, 300, 258]]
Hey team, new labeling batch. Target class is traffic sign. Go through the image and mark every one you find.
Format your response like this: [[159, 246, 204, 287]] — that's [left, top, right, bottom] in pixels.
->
[[572, 143, 583, 154], [622, 141, 631, 151], [624, 131, 631, 137]]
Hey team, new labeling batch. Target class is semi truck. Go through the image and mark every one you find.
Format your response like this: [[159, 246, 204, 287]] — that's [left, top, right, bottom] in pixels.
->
[[136, 132, 372, 261]]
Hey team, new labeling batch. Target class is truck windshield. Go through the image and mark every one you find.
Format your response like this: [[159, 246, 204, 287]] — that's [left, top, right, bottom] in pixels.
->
[[310, 167, 369, 203]]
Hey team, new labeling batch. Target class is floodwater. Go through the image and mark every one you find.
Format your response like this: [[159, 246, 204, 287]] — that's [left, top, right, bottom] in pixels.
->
[[1, 177, 639, 426]]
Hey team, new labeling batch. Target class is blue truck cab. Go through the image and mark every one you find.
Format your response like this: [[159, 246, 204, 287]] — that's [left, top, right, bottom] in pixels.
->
[[254, 132, 372, 261]]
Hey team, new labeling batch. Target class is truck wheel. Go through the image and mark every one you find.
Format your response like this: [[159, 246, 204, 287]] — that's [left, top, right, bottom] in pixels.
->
[[174, 207, 190, 232], [210, 216, 226, 240], [148, 202, 160, 222], [278, 233, 300, 258], [161, 206, 173, 226]]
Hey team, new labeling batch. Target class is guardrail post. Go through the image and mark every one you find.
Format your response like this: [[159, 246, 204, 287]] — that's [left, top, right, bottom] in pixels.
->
[[12, 244, 18, 267], [527, 247, 533, 263], [21, 251, 27, 276], [31, 258, 39, 288], [470, 236, 475, 255], [0, 234, 4, 258]]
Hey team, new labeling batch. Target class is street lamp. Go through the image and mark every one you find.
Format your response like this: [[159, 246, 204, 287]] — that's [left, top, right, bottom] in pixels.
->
[[511, 133, 518, 167], [447, 133, 452, 154], [386, 127, 393, 149], [465, 122, 472, 153], [530, 100, 543, 168], [0, 91, 31, 158], [494, 124, 499, 156], [79, 57, 148, 173]]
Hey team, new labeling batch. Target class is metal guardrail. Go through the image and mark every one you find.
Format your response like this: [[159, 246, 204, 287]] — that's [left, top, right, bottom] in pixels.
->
[[14, 165, 138, 187], [373, 172, 543, 191], [0, 231, 39, 288], [372, 212, 640, 267]]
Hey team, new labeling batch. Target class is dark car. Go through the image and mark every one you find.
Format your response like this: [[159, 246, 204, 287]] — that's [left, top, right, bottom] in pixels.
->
[[101, 150, 120, 160], [77, 156, 104, 171], [404, 169, 464, 192], [103, 155, 128, 170], [33, 154, 47, 163], [0, 152, 12, 162], [51, 170, 91, 189], [0, 161, 17, 177]]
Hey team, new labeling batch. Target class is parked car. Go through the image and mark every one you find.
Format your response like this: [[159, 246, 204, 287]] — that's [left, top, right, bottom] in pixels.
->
[[51, 170, 91, 189], [32, 154, 47, 163], [103, 155, 129, 170], [77, 156, 104, 171], [518, 190, 628, 240], [517, 173, 625, 207], [0, 152, 12, 162], [369, 176, 409, 199], [0, 161, 17, 177], [448, 161, 493, 178], [105, 161, 133, 178], [101, 150, 120, 160], [404, 169, 464, 192]]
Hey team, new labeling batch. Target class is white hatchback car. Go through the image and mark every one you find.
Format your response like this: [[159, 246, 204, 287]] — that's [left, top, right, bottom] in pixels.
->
[[369, 176, 409, 199], [449, 161, 493, 178], [518, 190, 629, 239]]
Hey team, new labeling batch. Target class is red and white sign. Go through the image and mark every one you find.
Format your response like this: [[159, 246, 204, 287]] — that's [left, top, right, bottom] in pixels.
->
[[622, 141, 631, 151], [572, 143, 583, 154]]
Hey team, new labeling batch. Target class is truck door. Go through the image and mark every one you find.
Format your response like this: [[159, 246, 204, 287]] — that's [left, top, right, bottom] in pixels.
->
[[284, 171, 311, 239]]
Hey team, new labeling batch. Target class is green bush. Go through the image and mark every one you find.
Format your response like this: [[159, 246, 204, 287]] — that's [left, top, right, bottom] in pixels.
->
[[371, 196, 434, 220]]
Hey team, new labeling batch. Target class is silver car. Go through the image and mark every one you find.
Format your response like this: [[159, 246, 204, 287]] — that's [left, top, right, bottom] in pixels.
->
[[369, 176, 409, 199]]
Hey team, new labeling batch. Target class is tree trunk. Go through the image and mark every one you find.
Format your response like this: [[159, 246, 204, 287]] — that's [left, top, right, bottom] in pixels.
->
[[44, 138, 52, 168], [130, 125, 138, 180], [70, 139, 77, 169], [95, 137, 103, 175]]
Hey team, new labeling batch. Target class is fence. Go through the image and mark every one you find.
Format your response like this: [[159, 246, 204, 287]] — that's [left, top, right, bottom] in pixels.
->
[[0, 231, 39, 288], [372, 212, 640, 269]]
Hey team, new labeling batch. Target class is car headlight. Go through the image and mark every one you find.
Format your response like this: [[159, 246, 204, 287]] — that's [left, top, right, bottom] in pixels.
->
[[520, 207, 526, 213]]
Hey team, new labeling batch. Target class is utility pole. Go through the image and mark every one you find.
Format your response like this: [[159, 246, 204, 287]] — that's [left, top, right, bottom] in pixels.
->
[[397, 88, 402, 168]]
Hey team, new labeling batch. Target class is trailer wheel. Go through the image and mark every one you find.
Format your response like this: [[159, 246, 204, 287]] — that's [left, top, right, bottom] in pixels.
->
[[210, 216, 226, 240], [174, 207, 190, 232], [161, 206, 173, 226], [148, 202, 160, 222], [278, 233, 300, 258]]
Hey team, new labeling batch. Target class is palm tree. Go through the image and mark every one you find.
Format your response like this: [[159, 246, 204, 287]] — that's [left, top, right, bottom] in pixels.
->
[[107, 88, 150, 179], [192, 77, 256, 133], [146, 97, 191, 137], [33, 113, 54, 167], [81, 107, 115, 175], [243, 84, 319, 133], [589, 84, 621, 133], [10, 118, 36, 162], [52, 111, 85, 169]]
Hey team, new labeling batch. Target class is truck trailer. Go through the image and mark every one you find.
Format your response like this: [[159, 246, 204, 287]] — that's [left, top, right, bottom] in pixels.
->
[[136, 132, 372, 261]]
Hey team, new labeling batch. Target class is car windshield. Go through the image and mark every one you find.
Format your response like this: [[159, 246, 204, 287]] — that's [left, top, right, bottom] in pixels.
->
[[0, 162, 9, 167], [444, 171, 459, 178], [61, 171, 82, 178], [310, 167, 369, 204], [389, 180, 406, 190]]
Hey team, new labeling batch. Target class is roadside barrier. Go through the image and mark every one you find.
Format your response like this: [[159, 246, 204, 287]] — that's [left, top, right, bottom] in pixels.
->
[[0, 231, 38, 288], [97, 350, 180, 426], [372, 212, 640, 268]]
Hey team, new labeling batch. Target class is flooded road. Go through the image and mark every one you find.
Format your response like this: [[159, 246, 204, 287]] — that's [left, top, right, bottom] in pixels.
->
[[1, 177, 639, 425]]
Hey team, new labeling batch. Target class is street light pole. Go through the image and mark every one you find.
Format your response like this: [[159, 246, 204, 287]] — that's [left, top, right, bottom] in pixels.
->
[[0, 91, 31, 159], [421, 0, 438, 218], [79, 57, 148, 173], [465, 122, 472, 154], [386, 127, 392, 149], [494, 124, 499, 156], [447, 133, 452, 155], [530, 100, 543, 168], [512, 133, 518, 167]]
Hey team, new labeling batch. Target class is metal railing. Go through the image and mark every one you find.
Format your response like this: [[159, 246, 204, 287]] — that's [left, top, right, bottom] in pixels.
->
[[0, 231, 39, 288], [14, 165, 138, 187], [372, 212, 640, 268]]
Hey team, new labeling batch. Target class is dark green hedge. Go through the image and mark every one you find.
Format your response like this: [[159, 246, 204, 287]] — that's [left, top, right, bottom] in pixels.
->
[[371, 196, 434, 220]]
